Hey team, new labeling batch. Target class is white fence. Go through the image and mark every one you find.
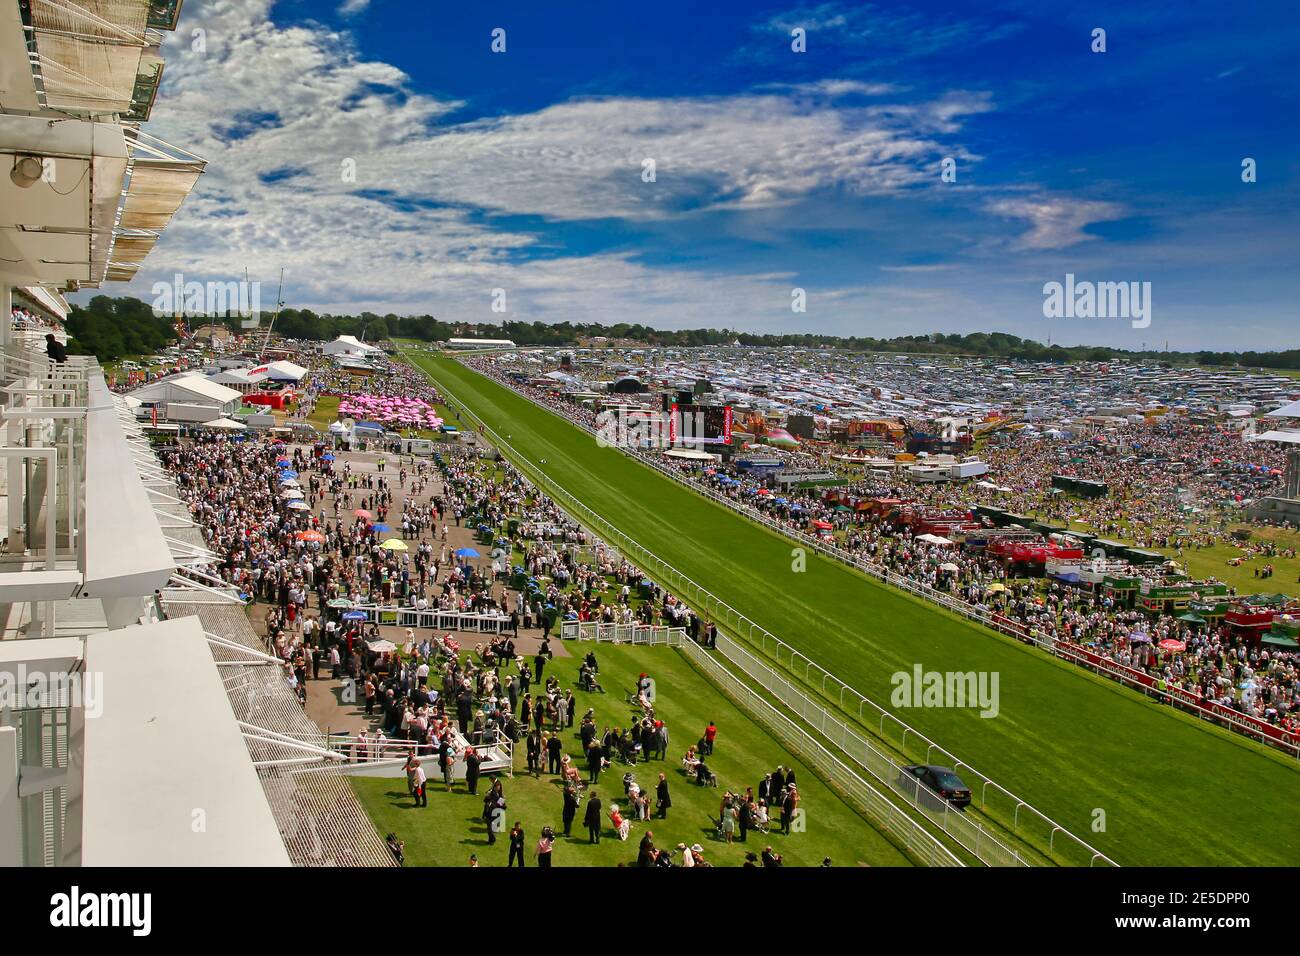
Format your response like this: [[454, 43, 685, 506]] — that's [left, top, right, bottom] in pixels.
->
[[560, 621, 686, 647], [347, 605, 513, 634], [417, 357, 1116, 866]]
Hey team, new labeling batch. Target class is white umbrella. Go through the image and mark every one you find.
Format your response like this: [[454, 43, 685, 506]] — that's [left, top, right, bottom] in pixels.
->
[[203, 417, 246, 430], [281, 489, 305, 499], [368, 639, 396, 653], [286, 500, 310, 510]]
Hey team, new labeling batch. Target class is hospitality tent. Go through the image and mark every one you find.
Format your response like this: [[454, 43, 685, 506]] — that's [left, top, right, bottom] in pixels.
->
[[323, 335, 383, 357], [665, 447, 718, 461], [266, 360, 308, 382], [1264, 399, 1300, 419], [202, 417, 247, 430], [133, 375, 242, 416], [1251, 429, 1300, 444], [915, 533, 954, 545]]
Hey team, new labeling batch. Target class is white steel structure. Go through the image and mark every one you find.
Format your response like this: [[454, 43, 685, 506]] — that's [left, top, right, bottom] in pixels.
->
[[0, 0, 391, 867]]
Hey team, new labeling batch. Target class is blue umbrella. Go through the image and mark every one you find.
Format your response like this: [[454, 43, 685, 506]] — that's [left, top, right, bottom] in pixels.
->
[[321, 454, 335, 461], [276, 458, 291, 465], [279, 470, 298, 478], [342, 610, 366, 621], [370, 523, 392, 533], [454, 547, 480, 558]]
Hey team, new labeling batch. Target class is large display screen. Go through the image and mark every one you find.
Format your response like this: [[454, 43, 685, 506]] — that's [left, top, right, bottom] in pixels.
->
[[670, 403, 733, 445]]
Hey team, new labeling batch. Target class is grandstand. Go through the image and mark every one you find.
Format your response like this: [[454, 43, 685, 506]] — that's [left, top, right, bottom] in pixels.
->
[[0, 0, 391, 867]]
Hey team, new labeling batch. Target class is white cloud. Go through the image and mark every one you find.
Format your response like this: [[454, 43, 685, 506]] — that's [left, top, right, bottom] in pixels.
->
[[984, 195, 1127, 250], [122, 0, 992, 327], [339, 0, 370, 16]]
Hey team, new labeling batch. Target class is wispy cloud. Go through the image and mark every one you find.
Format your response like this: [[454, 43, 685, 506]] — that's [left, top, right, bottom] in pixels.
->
[[984, 196, 1127, 251], [136, 0, 999, 321], [751, 1, 1025, 61]]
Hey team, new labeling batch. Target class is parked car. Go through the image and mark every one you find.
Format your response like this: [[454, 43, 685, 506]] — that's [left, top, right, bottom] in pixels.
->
[[898, 765, 972, 809]]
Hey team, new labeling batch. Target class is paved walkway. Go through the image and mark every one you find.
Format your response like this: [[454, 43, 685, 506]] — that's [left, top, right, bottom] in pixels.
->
[[248, 444, 569, 736]]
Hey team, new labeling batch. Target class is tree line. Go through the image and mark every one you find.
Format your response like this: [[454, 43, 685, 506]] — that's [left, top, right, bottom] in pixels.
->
[[64, 295, 1300, 371]]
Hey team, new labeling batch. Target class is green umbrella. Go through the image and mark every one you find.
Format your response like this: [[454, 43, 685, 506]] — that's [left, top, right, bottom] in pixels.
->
[[327, 598, 353, 609]]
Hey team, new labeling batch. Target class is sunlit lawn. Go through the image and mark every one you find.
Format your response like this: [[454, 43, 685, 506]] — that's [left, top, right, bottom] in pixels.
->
[[351, 642, 911, 867]]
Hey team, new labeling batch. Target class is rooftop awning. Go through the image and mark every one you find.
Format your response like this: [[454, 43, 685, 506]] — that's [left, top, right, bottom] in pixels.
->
[[27, 0, 150, 115]]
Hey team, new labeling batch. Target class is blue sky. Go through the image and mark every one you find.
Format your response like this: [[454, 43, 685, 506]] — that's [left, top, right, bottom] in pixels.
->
[[121, 0, 1299, 349]]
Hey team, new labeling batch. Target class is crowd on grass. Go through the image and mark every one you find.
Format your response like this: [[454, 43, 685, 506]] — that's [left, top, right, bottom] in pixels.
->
[[162, 408, 802, 863], [466, 357, 1300, 736]]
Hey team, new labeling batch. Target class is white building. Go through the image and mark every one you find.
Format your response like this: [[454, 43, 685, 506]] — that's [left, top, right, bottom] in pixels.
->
[[133, 374, 243, 417]]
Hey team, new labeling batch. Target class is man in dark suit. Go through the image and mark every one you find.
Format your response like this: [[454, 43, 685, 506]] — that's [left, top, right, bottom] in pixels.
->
[[465, 748, 481, 795], [584, 791, 603, 844], [525, 731, 541, 777], [562, 785, 580, 837], [508, 822, 526, 868], [456, 687, 474, 735], [546, 731, 563, 775], [656, 772, 671, 819]]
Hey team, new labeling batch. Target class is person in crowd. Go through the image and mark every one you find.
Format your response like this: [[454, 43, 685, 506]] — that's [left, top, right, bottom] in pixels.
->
[[656, 772, 671, 819], [584, 790, 603, 844], [45, 333, 67, 364], [536, 826, 554, 867], [507, 821, 526, 868]]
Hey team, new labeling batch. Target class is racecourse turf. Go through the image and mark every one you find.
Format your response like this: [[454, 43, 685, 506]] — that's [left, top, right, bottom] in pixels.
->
[[411, 352, 1300, 866], [351, 642, 912, 867]]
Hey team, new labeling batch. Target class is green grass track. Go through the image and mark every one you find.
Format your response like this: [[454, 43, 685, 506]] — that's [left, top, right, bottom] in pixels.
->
[[412, 352, 1300, 866]]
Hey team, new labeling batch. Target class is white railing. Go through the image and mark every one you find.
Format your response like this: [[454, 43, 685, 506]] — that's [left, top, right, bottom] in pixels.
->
[[560, 621, 686, 647], [417, 359, 1112, 865], [346, 604, 513, 634], [329, 729, 514, 775]]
